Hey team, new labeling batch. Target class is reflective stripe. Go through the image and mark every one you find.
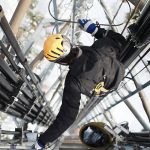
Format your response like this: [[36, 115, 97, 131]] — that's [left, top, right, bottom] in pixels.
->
[[91, 27, 98, 36], [84, 21, 93, 31], [84, 21, 98, 35]]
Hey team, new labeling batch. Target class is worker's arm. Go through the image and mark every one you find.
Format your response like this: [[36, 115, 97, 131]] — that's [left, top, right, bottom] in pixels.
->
[[38, 73, 81, 145], [78, 19, 126, 49], [78, 19, 105, 37]]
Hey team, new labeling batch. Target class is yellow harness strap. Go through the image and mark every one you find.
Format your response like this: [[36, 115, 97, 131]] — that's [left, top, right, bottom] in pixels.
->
[[94, 81, 108, 96]]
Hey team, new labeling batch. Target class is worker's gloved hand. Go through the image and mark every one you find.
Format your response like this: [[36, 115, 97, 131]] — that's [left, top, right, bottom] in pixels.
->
[[78, 19, 98, 35]]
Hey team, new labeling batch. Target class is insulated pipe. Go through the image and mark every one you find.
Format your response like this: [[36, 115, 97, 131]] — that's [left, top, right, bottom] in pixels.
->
[[0, 6, 50, 101], [9, 0, 32, 35], [0, 54, 19, 84]]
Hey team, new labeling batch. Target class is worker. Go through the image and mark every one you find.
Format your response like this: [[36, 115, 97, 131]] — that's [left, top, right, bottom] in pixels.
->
[[32, 19, 126, 149]]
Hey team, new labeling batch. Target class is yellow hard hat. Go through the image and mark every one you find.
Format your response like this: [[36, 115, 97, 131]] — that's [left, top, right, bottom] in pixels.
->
[[43, 34, 71, 62], [79, 122, 113, 150]]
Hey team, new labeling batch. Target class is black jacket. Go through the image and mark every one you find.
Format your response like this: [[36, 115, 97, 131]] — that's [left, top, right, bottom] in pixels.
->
[[39, 28, 126, 145]]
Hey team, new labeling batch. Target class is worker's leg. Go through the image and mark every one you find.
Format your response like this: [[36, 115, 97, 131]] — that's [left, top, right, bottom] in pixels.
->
[[38, 76, 81, 146]]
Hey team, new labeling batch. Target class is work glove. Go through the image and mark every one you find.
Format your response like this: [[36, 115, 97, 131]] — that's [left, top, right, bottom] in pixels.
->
[[78, 19, 98, 35]]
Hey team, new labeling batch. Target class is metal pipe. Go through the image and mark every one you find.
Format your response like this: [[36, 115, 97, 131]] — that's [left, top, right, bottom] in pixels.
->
[[0, 6, 53, 114], [0, 6, 40, 90], [0, 87, 11, 102], [128, 0, 147, 10], [14, 102, 27, 113], [72, 79, 150, 128], [0, 74, 14, 92], [99, 0, 115, 31], [21, 86, 34, 99], [111, 0, 124, 24], [106, 80, 150, 110], [0, 7, 25, 63], [53, 0, 59, 33], [125, 100, 150, 130], [6, 107, 22, 118], [105, 0, 124, 35], [99, 103, 114, 127], [40, 63, 55, 82], [116, 87, 150, 130], [0, 51, 19, 83], [1, 130, 20, 135], [0, 41, 20, 73], [24, 19, 45, 55], [71, 0, 77, 43], [124, 44, 150, 75], [30, 50, 44, 69], [9, 0, 32, 35], [132, 76, 150, 122]]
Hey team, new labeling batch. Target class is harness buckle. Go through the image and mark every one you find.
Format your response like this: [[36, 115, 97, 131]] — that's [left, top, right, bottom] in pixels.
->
[[93, 81, 108, 96]]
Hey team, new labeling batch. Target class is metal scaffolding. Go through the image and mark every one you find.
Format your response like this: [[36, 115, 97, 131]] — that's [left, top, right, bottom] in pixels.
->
[[0, 5, 55, 126], [0, 0, 150, 149]]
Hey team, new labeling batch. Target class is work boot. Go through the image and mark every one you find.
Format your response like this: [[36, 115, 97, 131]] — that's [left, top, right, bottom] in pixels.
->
[[32, 140, 45, 150]]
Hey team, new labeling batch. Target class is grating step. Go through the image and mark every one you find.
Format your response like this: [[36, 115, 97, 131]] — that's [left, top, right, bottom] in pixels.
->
[[60, 136, 91, 150], [60, 143, 91, 150]]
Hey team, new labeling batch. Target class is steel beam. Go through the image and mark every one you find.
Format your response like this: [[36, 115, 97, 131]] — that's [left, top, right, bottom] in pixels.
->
[[128, 0, 147, 10], [53, 0, 59, 33], [71, 0, 77, 43], [125, 100, 150, 130], [131, 74, 150, 122], [117, 87, 150, 130], [9, 0, 32, 35]]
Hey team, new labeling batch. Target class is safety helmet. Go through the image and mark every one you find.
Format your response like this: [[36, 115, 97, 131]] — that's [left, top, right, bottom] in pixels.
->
[[43, 34, 71, 63], [79, 122, 113, 150]]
